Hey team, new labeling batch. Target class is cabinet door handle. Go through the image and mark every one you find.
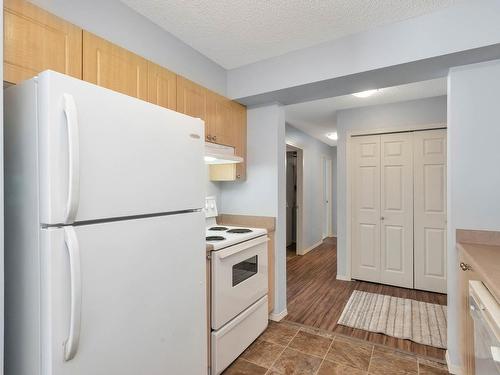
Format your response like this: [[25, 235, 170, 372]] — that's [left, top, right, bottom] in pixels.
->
[[460, 262, 471, 271]]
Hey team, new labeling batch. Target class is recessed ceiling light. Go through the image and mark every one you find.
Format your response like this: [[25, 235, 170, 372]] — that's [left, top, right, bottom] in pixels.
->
[[352, 89, 379, 98], [326, 132, 338, 141]]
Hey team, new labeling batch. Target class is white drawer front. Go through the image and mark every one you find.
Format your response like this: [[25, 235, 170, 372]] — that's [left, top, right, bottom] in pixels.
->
[[211, 296, 268, 375]]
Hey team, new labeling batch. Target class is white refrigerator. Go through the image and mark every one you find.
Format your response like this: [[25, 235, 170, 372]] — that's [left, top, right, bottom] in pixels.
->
[[4, 71, 207, 375]]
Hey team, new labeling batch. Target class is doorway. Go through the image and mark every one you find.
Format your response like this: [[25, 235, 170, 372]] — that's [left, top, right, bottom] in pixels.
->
[[286, 150, 297, 259], [286, 144, 303, 259], [322, 157, 333, 239]]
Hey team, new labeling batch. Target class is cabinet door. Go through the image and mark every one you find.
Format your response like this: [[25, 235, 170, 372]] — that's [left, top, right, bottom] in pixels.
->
[[176, 76, 208, 137], [208, 102, 247, 182], [232, 102, 247, 180], [4, 0, 82, 84], [206, 91, 234, 146], [148, 62, 177, 111], [414, 129, 447, 293], [380, 132, 414, 288], [458, 251, 478, 375], [82, 31, 148, 101], [351, 135, 381, 283]]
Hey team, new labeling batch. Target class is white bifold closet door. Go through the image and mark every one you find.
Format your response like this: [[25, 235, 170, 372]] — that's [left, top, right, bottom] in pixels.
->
[[352, 129, 447, 292], [351, 133, 413, 288], [380, 133, 414, 288], [351, 135, 381, 283], [413, 129, 447, 293]]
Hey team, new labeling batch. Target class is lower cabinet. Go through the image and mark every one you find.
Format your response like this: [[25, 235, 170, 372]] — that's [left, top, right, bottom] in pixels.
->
[[458, 248, 479, 375]]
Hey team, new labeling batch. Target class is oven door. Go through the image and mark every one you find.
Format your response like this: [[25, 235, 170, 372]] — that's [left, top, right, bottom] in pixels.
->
[[211, 235, 268, 330]]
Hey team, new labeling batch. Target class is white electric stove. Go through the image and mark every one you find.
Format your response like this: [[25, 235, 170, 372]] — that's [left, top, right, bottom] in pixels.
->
[[205, 197, 267, 250], [206, 225, 268, 250], [205, 197, 269, 375]]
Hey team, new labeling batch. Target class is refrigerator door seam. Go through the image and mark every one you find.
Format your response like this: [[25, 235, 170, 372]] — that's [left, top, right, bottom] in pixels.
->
[[41, 208, 203, 228]]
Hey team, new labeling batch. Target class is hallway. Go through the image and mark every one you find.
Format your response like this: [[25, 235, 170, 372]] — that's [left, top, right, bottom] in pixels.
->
[[285, 238, 447, 361]]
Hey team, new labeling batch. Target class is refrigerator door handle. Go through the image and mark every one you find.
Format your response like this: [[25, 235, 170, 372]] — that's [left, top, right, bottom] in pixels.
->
[[63, 226, 82, 361], [63, 93, 80, 224]]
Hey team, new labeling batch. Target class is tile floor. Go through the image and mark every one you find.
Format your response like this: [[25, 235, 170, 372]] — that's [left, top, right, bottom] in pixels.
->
[[223, 321, 450, 375]]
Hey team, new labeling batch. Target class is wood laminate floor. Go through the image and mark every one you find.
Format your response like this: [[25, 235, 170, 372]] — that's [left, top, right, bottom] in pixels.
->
[[286, 243, 297, 260], [285, 237, 447, 361]]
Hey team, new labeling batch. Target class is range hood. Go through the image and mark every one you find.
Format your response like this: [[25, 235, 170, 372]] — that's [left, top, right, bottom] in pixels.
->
[[205, 142, 243, 164]]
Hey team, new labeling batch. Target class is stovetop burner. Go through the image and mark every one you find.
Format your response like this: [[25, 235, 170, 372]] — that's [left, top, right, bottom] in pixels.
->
[[208, 226, 229, 231], [226, 228, 253, 234], [206, 236, 226, 241]]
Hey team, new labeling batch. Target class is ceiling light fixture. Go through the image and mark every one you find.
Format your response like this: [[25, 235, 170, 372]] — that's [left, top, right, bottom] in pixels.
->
[[352, 89, 379, 98], [326, 132, 338, 141]]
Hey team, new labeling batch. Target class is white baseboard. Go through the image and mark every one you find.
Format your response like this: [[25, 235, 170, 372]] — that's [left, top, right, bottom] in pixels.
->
[[298, 240, 323, 256], [269, 309, 288, 322], [336, 274, 351, 281], [446, 350, 462, 375]]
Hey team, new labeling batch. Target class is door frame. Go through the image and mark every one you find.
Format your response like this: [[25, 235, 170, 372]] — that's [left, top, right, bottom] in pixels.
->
[[345, 123, 447, 281], [286, 143, 304, 255], [321, 155, 333, 239]]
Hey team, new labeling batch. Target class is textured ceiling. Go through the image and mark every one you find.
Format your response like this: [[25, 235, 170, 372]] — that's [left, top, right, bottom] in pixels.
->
[[285, 78, 447, 146], [120, 0, 458, 69]]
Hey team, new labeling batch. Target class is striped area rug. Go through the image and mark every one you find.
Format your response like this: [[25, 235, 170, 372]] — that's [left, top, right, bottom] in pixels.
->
[[338, 290, 447, 349]]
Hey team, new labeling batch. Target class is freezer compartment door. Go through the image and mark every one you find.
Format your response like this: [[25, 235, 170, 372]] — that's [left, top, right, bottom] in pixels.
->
[[40, 211, 207, 375], [37, 70, 204, 225]]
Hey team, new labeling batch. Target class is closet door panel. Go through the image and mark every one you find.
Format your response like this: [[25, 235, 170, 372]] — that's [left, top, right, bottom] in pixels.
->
[[380, 133, 414, 288], [351, 135, 381, 283], [414, 129, 447, 293]]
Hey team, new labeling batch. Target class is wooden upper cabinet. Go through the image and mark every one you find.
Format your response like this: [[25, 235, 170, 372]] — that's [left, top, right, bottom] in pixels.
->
[[209, 101, 247, 181], [3, 0, 82, 84], [206, 91, 235, 146], [232, 102, 247, 180], [148, 62, 177, 111], [176, 76, 208, 134], [82, 31, 148, 101]]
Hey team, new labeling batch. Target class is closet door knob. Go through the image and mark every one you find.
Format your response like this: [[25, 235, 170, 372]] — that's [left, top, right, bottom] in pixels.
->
[[460, 262, 471, 271], [380, 216, 385, 220]]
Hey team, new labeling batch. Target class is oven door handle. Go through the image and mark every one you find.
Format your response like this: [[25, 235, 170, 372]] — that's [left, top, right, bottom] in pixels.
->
[[217, 236, 268, 260]]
